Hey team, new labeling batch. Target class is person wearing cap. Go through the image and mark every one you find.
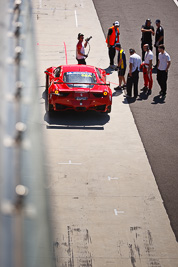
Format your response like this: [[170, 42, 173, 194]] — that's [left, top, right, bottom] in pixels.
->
[[125, 49, 141, 98], [76, 33, 88, 65], [141, 19, 155, 61], [114, 43, 127, 90], [157, 44, 171, 98], [106, 21, 120, 69], [154, 19, 164, 67]]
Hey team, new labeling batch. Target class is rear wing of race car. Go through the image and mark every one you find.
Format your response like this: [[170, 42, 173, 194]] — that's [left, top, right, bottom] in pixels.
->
[[54, 81, 110, 86]]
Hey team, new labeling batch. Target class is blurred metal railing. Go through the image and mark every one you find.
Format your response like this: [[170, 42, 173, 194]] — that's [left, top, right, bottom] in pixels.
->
[[0, 1, 54, 266]]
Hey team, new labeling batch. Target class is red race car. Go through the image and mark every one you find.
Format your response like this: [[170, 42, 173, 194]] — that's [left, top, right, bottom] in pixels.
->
[[44, 64, 112, 113]]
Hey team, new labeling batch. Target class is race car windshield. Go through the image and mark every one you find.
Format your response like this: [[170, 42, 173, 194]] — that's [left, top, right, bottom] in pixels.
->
[[63, 72, 96, 88]]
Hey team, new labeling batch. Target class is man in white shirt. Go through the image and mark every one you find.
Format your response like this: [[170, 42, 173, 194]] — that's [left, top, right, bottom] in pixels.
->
[[157, 44, 171, 97], [126, 48, 141, 98], [141, 44, 154, 94]]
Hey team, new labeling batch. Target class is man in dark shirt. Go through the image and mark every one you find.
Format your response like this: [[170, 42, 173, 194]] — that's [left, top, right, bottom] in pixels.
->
[[141, 19, 155, 61], [154, 19, 164, 67]]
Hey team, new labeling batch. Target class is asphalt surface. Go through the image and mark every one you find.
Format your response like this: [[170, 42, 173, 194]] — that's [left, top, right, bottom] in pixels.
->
[[92, 0, 178, 241]]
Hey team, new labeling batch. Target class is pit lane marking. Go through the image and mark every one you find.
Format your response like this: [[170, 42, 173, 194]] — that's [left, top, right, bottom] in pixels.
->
[[63, 42, 68, 65], [39, 0, 42, 8], [114, 209, 124, 215], [58, 160, 82, 165], [173, 0, 178, 6], [74, 10, 78, 27], [108, 176, 119, 181]]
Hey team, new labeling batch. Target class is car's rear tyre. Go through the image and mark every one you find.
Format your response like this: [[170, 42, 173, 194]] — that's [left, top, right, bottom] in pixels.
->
[[47, 94, 54, 115], [106, 105, 111, 113], [46, 75, 49, 91]]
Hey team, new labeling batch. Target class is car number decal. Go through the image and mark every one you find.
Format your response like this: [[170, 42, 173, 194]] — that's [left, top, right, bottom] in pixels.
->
[[67, 72, 93, 78]]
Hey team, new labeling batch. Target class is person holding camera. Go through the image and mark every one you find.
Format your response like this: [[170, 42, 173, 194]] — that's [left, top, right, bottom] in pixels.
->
[[76, 33, 88, 65]]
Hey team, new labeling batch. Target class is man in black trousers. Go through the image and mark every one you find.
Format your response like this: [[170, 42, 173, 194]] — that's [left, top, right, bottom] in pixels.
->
[[106, 21, 120, 69], [141, 19, 155, 61], [125, 49, 141, 99], [157, 44, 171, 98], [154, 19, 164, 68]]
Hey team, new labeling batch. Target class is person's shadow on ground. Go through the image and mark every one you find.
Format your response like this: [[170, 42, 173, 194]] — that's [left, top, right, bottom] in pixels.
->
[[137, 87, 150, 101], [104, 66, 116, 75], [112, 90, 123, 97]]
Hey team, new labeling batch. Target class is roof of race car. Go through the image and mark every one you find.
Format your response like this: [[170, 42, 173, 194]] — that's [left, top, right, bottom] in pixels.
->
[[60, 64, 98, 73]]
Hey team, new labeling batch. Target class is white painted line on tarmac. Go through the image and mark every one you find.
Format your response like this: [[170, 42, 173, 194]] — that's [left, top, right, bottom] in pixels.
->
[[74, 10, 78, 27], [114, 209, 124, 215], [39, 0, 42, 8], [173, 0, 178, 6], [108, 176, 119, 181], [58, 160, 82, 165]]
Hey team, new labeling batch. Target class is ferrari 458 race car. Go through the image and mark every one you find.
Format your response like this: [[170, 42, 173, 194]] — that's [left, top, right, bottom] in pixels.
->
[[44, 64, 112, 113]]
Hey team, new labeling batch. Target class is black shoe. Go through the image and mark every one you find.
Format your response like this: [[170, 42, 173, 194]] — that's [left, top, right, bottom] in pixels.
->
[[122, 84, 127, 89], [141, 86, 148, 91], [147, 89, 152, 95], [114, 86, 122, 90]]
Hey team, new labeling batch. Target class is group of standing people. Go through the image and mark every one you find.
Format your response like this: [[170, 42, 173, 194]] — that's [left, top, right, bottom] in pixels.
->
[[75, 18, 171, 99], [106, 19, 171, 99]]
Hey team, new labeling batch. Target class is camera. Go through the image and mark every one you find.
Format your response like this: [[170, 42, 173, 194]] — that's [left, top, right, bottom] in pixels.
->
[[85, 36, 92, 42]]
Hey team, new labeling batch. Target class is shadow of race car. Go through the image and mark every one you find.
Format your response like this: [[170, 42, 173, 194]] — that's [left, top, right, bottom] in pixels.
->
[[44, 64, 112, 113]]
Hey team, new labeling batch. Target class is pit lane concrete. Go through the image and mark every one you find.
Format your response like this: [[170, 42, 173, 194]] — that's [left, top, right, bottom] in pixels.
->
[[33, 0, 178, 266]]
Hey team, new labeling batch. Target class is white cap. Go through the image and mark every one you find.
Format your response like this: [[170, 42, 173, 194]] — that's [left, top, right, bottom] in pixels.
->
[[114, 21, 120, 27]]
